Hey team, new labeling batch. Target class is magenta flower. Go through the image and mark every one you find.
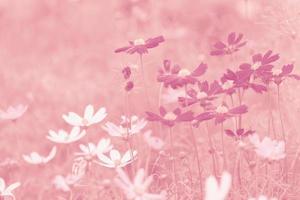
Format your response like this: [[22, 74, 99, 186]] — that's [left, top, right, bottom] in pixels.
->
[[271, 64, 300, 85], [210, 32, 246, 56], [195, 104, 248, 124], [158, 63, 207, 88], [239, 50, 279, 79], [225, 128, 254, 139], [115, 36, 165, 55], [157, 60, 181, 88], [145, 106, 193, 127], [178, 81, 221, 107]]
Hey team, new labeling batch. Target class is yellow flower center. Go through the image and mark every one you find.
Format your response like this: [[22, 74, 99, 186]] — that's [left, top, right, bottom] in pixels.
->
[[216, 105, 229, 114], [134, 38, 146, 45], [178, 68, 191, 77], [164, 112, 177, 121]]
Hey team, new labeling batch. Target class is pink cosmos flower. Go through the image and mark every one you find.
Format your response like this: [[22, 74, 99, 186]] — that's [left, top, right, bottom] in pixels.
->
[[0, 178, 20, 200], [225, 128, 255, 139], [0, 104, 28, 121], [239, 50, 279, 79], [145, 106, 194, 127], [115, 36, 165, 55], [23, 146, 57, 165], [158, 63, 208, 88], [157, 60, 181, 88], [178, 81, 221, 107], [210, 32, 246, 56], [115, 168, 166, 200], [248, 134, 286, 161], [195, 104, 248, 124], [204, 171, 232, 200], [271, 64, 300, 85]]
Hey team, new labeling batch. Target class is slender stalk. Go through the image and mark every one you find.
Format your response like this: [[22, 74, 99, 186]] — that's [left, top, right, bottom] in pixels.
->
[[221, 122, 227, 170], [124, 91, 134, 167], [169, 127, 178, 200], [139, 54, 151, 107], [277, 85, 286, 141], [205, 122, 218, 176]]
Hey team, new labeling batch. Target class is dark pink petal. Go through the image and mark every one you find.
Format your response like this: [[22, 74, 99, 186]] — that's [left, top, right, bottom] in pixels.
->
[[200, 81, 209, 92], [250, 84, 267, 93], [172, 64, 181, 74], [223, 69, 237, 81], [178, 97, 197, 107], [187, 88, 197, 97], [115, 46, 131, 53], [210, 50, 225, 56], [229, 105, 248, 115], [145, 36, 165, 48], [281, 64, 293, 75], [159, 106, 167, 116], [262, 50, 279, 64], [289, 74, 300, 80], [214, 41, 226, 49], [215, 114, 226, 124], [145, 112, 161, 121], [225, 129, 235, 137], [227, 32, 236, 44], [236, 129, 244, 136], [195, 112, 214, 122], [173, 108, 181, 115], [239, 63, 251, 70], [236, 41, 247, 48], [234, 33, 243, 44], [252, 53, 262, 63], [163, 60, 171, 71], [191, 63, 207, 76]]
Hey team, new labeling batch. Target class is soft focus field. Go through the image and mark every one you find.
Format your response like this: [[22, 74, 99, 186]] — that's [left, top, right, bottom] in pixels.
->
[[0, 0, 300, 199]]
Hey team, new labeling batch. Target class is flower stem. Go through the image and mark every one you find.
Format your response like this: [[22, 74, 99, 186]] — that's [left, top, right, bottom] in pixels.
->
[[205, 122, 218, 176], [169, 127, 178, 200], [139, 54, 151, 107], [221, 122, 227, 170], [276, 85, 286, 141]]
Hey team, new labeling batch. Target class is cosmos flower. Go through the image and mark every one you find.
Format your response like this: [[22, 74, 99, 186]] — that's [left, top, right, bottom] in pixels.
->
[[115, 36, 165, 55], [23, 146, 57, 165], [248, 195, 278, 200], [157, 59, 181, 88], [204, 171, 232, 200], [115, 168, 166, 200], [53, 174, 81, 192], [102, 115, 147, 138], [46, 126, 86, 144], [75, 138, 113, 161], [248, 134, 286, 161], [225, 128, 255, 139], [62, 104, 107, 127], [145, 106, 194, 127], [271, 64, 300, 85], [158, 63, 208, 88], [143, 130, 165, 150], [239, 50, 279, 79], [210, 32, 246, 56], [178, 81, 221, 107], [0, 178, 20, 200], [195, 104, 248, 124], [97, 149, 137, 168], [0, 104, 28, 121]]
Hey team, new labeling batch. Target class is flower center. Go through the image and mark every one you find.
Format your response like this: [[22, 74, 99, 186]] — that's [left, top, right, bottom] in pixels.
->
[[196, 91, 208, 99], [164, 112, 177, 121], [82, 118, 89, 126], [216, 105, 229, 114], [113, 159, 121, 167], [178, 69, 191, 77], [134, 185, 145, 196], [272, 68, 282, 76], [251, 62, 261, 70], [222, 80, 234, 90], [134, 38, 146, 45]]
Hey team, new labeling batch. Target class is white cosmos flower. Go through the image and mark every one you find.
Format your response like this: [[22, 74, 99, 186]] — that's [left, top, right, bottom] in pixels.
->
[[204, 171, 232, 200], [102, 115, 147, 138], [0, 178, 20, 200], [143, 130, 164, 150], [115, 168, 166, 200], [248, 134, 286, 161], [53, 174, 81, 192], [0, 104, 28, 120], [23, 146, 57, 165], [75, 138, 113, 160], [97, 149, 137, 168], [47, 126, 86, 144], [62, 104, 107, 127], [248, 195, 278, 200]]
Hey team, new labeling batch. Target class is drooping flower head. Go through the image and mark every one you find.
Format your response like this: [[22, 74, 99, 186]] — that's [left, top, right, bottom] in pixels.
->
[[146, 106, 194, 127], [115, 36, 165, 55], [210, 32, 247, 56], [97, 149, 137, 168]]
